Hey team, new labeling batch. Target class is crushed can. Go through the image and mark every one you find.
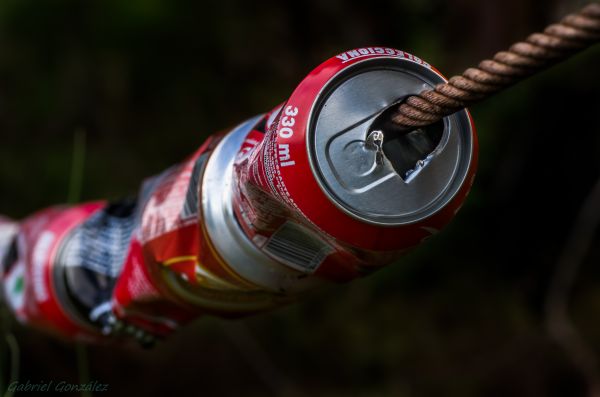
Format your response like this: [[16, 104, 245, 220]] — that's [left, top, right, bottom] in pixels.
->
[[0, 48, 477, 344]]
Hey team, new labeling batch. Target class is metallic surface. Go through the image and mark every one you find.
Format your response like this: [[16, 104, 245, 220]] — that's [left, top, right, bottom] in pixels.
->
[[202, 117, 325, 293], [52, 238, 98, 334], [308, 59, 474, 225]]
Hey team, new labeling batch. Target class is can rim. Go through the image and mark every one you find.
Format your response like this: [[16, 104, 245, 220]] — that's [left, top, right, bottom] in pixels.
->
[[200, 116, 327, 292], [305, 55, 475, 227], [52, 221, 104, 336]]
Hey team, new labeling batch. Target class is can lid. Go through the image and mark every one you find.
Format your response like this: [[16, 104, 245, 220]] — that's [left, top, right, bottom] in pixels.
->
[[308, 58, 474, 226]]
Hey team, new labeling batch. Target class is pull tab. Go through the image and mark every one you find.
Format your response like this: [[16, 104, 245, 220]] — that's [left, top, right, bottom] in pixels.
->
[[365, 130, 384, 166]]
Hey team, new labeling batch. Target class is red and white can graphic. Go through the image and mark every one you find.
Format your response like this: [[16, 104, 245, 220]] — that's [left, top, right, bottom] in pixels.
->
[[228, 47, 477, 283]]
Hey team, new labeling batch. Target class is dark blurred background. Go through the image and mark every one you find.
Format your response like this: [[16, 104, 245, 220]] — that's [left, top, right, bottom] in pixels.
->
[[0, 0, 599, 396]]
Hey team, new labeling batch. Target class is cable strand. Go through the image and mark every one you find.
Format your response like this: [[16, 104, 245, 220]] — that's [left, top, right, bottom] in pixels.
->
[[391, 2, 600, 130]]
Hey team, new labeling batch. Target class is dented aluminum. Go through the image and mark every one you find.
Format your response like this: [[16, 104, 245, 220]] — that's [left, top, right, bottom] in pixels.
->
[[0, 48, 477, 343]]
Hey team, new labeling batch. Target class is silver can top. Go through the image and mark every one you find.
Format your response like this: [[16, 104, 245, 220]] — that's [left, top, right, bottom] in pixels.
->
[[307, 57, 475, 226]]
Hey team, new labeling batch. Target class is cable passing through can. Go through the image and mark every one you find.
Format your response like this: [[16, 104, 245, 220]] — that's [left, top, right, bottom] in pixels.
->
[[0, 47, 477, 343]]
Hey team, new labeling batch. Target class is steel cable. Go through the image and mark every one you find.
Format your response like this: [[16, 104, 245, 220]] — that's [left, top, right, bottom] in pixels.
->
[[391, 2, 600, 130]]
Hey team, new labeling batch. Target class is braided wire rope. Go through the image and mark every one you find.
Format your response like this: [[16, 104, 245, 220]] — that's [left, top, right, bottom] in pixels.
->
[[391, 2, 600, 130]]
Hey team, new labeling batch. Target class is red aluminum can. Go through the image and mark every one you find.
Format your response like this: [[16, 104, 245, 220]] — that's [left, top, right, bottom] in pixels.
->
[[1, 204, 106, 341], [228, 47, 478, 283]]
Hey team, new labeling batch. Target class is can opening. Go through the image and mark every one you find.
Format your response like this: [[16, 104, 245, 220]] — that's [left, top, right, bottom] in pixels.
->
[[369, 103, 444, 182]]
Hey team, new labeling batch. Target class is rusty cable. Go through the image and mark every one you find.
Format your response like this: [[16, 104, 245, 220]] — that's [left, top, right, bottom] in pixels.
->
[[391, 2, 600, 130]]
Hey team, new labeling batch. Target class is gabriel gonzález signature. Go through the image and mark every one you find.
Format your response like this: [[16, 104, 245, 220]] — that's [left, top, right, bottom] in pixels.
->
[[7, 380, 109, 393]]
